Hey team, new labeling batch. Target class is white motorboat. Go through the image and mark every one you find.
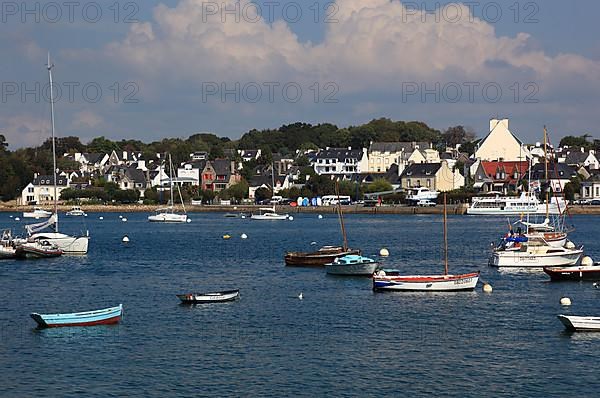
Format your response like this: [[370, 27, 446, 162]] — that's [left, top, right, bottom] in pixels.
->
[[22, 207, 53, 219], [148, 209, 188, 223], [251, 207, 289, 220], [325, 255, 379, 276], [65, 206, 87, 217], [177, 290, 239, 303], [149, 154, 188, 223], [406, 187, 439, 203], [558, 315, 600, 331], [489, 237, 583, 268]]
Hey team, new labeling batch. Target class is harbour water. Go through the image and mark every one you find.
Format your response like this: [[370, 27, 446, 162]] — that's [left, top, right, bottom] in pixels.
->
[[1, 212, 599, 397]]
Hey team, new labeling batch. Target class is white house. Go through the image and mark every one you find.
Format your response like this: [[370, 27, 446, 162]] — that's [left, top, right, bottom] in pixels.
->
[[312, 147, 368, 177], [581, 175, 600, 200], [475, 118, 531, 162], [20, 174, 70, 205]]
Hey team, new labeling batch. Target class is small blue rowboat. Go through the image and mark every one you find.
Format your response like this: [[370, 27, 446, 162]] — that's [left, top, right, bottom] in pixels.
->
[[30, 304, 123, 328]]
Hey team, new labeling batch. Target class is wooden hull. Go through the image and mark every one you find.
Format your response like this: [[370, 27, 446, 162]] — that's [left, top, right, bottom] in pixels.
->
[[16, 244, 63, 259], [544, 265, 600, 281], [31, 304, 123, 328], [285, 249, 361, 266], [558, 315, 600, 331], [177, 290, 239, 303], [373, 272, 480, 292]]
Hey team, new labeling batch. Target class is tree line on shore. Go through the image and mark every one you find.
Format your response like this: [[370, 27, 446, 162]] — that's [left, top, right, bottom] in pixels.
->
[[1, 118, 597, 202]]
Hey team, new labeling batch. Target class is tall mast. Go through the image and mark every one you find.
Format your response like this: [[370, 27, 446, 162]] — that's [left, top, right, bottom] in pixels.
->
[[443, 193, 448, 275], [47, 53, 58, 232], [168, 153, 174, 208], [335, 181, 349, 251], [544, 126, 549, 219]]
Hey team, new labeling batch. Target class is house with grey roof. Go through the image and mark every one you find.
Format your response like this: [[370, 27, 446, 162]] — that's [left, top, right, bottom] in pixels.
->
[[400, 161, 464, 192], [312, 147, 368, 177], [20, 173, 70, 205]]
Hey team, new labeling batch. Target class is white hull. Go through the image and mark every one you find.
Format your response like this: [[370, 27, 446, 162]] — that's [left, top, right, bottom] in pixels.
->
[[467, 204, 563, 216], [148, 213, 188, 223], [558, 315, 600, 331], [28, 232, 89, 254], [490, 249, 583, 268], [251, 214, 288, 220], [373, 273, 479, 291], [66, 211, 86, 217], [325, 263, 379, 276], [23, 211, 52, 219]]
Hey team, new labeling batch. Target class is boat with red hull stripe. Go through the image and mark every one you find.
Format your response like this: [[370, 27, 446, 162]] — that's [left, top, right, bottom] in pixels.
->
[[30, 304, 123, 328]]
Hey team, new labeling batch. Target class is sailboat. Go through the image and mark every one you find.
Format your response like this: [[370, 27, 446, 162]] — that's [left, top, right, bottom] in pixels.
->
[[373, 194, 480, 291], [20, 55, 89, 254], [251, 164, 288, 220], [148, 154, 188, 223], [490, 127, 583, 268], [285, 182, 360, 266]]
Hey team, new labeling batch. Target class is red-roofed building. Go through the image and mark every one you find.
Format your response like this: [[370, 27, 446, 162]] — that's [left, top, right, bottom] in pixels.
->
[[472, 161, 528, 193]]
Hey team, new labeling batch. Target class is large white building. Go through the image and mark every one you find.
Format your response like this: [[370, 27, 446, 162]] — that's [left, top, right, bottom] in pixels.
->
[[312, 147, 368, 177], [20, 174, 70, 205], [475, 118, 530, 162]]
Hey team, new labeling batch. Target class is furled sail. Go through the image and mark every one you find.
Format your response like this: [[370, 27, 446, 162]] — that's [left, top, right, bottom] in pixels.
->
[[26, 214, 57, 235]]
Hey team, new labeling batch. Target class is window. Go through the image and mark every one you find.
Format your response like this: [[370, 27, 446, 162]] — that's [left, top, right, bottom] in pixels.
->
[[407, 179, 411, 187], [427, 179, 431, 188], [28, 187, 34, 193]]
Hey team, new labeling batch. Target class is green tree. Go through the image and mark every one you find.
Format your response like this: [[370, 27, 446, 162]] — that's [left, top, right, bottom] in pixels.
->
[[559, 135, 592, 149], [364, 178, 393, 193], [227, 180, 249, 201], [254, 187, 272, 203]]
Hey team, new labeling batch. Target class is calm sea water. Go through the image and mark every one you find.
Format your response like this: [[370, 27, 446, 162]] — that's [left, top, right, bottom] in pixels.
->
[[1, 211, 599, 397]]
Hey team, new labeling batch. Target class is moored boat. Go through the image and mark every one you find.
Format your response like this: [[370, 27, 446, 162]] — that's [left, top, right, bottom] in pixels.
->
[[30, 304, 123, 328], [0, 245, 17, 259], [177, 290, 240, 303], [373, 270, 480, 291], [325, 254, 379, 276], [544, 262, 600, 281], [66, 206, 87, 216], [373, 193, 480, 292], [558, 314, 600, 331], [489, 238, 583, 268], [23, 207, 52, 219], [15, 240, 63, 258], [285, 246, 361, 266], [251, 207, 288, 220]]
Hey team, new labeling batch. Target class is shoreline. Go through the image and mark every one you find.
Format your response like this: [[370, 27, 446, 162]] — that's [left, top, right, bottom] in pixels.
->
[[2, 203, 600, 215]]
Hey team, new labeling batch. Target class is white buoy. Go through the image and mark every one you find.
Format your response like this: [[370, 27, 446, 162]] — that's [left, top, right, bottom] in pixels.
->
[[310, 241, 317, 246], [241, 215, 246, 219], [560, 297, 572, 306], [99, 216, 104, 220], [483, 283, 493, 293], [565, 241, 575, 249], [15, 217, 20, 221], [122, 235, 130, 243], [241, 233, 248, 239], [288, 216, 294, 221], [186, 219, 192, 223], [119, 215, 123, 219], [298, 292, 303, 300], [122, 217, 128, 222], [379, 248, 390, 257], [318, 214, 323, 219], [9, 215, 13, 218], [582, 256, 593, 267]]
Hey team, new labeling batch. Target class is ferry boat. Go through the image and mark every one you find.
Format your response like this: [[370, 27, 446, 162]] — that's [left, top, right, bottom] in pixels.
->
[[467, 192, 566, 216]]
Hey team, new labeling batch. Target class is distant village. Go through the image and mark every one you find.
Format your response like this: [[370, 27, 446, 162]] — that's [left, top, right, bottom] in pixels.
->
[[15, 118, 600, 206]]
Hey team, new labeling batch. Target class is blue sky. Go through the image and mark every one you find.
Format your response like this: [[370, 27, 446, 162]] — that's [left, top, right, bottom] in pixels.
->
[[1, 0, 599, 148]]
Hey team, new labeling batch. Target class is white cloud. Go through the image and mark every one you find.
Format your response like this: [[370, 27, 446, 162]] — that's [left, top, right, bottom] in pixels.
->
[[0, 114, 49, 148]]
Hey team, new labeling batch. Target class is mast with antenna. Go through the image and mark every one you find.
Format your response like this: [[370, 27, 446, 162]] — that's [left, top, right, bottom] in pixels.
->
[[47, 53, 58, 232], [544, 126, 550, 220]]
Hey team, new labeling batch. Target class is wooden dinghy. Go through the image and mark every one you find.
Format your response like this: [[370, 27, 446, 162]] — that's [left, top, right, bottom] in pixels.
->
[[31, 304, 123, 328], [177, 290, 240, 304]]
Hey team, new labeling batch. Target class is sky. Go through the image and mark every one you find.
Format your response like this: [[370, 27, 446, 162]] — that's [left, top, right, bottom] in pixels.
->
[[1, 0, 599, 148]]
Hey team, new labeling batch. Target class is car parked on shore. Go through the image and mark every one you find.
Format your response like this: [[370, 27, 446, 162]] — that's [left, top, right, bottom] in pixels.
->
[[417, 199, 436, 207]]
